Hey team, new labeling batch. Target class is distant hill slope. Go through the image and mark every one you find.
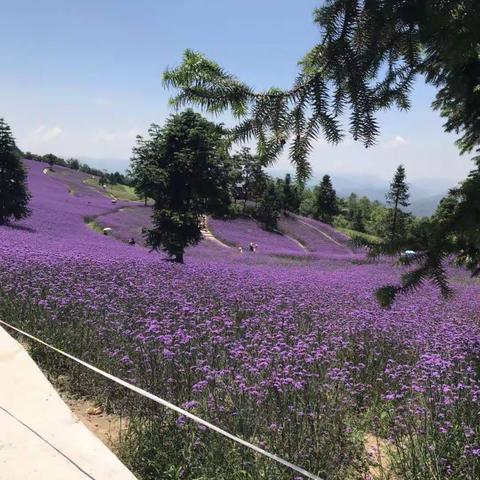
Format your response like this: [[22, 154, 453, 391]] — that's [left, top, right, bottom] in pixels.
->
[[408, 192, 447, 217], [25, 161, 360, 262], [308, 173, 452, 217]]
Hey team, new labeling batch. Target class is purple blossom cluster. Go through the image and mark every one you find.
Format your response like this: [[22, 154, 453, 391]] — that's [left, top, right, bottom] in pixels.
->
[[1, 160, 479, 478]]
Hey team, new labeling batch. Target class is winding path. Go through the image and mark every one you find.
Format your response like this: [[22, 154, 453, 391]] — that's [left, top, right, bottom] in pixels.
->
[[291, 214, 351, 251], [202, 217, 232, 249]]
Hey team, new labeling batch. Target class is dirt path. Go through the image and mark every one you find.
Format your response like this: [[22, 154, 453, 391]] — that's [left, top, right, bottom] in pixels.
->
[[291, 214, 351, 251], [202, 218, 232, 249], [275, 229, 309, 252], [60, 393, 127, 454]]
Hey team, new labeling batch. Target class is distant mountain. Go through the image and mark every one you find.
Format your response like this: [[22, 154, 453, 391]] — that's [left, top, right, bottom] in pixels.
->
[[80, 160, 455, 217], [270, 168, 458, 217], [329, 174, 454, 217], [409, 192, 447, 217], [78, 156, 130, 173]]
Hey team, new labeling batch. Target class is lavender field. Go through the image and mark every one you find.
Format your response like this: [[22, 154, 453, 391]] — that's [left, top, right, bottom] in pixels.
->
[[1, 161, 479, 479]]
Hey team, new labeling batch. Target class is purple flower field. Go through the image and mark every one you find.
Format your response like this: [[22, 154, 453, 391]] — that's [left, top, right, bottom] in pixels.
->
[[208, 217, 305, 255], [1, 161, 480, 479], [277, 214, 356, 257]]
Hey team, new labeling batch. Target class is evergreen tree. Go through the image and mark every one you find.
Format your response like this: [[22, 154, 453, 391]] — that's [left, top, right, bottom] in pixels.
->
[[256, 179, 281, 231], [165, 1, 480, 177], [164, 2, 480, 303], [314, 175, 338, 224], [132, 110, 231, 263], [386, 165, 410, 240], [275, 178, 286, 213], [0, 118, 31, 225], [231, 147, 266, 212], [299, 188, 316, 217], [67, 158, 80, 170], [346, 193, 358, 222], [282, 173, 301, 213], [352, 209, 365, 233]]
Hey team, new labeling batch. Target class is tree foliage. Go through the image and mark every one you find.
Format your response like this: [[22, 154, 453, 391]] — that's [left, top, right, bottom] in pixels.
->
[[256, 179, 282, 231], [386, 165, 410, 240], [355, 155, 480, 306], [230, 147, 267, 211], [314, 174, 338, 224], [164, 1, 480, 304], [280, 173, 301, 213], [0, 118, 31, 225], [163, 2, 479, 178], [131, 110, 232, 263]]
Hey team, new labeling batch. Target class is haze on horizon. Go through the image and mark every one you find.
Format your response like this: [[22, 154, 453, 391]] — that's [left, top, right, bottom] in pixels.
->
[[0, 0, 475, 184]]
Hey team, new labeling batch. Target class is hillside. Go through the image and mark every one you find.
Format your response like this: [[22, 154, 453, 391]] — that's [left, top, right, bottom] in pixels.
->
[[1, 161, 480, 479], [39, 162, 357, 262]]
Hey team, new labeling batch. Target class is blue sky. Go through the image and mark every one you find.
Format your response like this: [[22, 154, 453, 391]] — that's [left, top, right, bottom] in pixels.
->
[[0, 0, 474, 183]]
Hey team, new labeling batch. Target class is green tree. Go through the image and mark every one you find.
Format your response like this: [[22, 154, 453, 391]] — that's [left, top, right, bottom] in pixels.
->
[[352, 209, 365, 233], [67, 158, 80, 170], [334, 193, 391, 237], [282, 173, 301, 213], [314, 174, 338, 224], [231, 147, 267, 212], [299, 188, 316, 217], [164, 1, 480, 303], [132, 110, 232, 263], [43, 153, 59, 170], [164, 1, 479, 173], [386, 165, 410, 240], [0, 118, 31, 225], [256, 178, 281, 231], [130, 129, 165, 206]]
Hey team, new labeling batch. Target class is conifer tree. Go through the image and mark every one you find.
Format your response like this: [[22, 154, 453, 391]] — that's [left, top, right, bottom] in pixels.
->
[[131, 110, 232, 263], [231, 147, 266, 212], [256, 179, 281, 231], [314, 174, 338, 224], [352, 209, 365, 233], [283, 173, 300, 213], [0, 118, 31, 225], [164, 2, 480, 303], [386, 165, 410, 241]]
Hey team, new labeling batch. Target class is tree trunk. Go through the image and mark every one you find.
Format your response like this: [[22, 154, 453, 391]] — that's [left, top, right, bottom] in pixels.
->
[[391, 195, 399, 240], [174, 251, 184, 264]]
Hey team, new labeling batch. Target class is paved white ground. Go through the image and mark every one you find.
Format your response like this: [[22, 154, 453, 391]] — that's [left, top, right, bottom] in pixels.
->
[[0, 326, 137, 480]]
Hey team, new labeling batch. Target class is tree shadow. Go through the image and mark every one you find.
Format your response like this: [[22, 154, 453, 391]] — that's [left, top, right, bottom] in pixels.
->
[[2, 223, 36, 233]]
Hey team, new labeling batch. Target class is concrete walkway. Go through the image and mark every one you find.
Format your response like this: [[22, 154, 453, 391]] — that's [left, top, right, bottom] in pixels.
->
[[0, 326, 137, 480]]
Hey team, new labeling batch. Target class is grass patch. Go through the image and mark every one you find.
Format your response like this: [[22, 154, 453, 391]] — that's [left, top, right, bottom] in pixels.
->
[[84, 176, 140, 202], [337, 227, 382, 244], [84, 217, 104, 233]]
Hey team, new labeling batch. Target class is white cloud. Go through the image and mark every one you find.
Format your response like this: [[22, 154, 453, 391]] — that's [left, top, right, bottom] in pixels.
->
[[29, 125, 63, 143], [388, 135, 408, 147]]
